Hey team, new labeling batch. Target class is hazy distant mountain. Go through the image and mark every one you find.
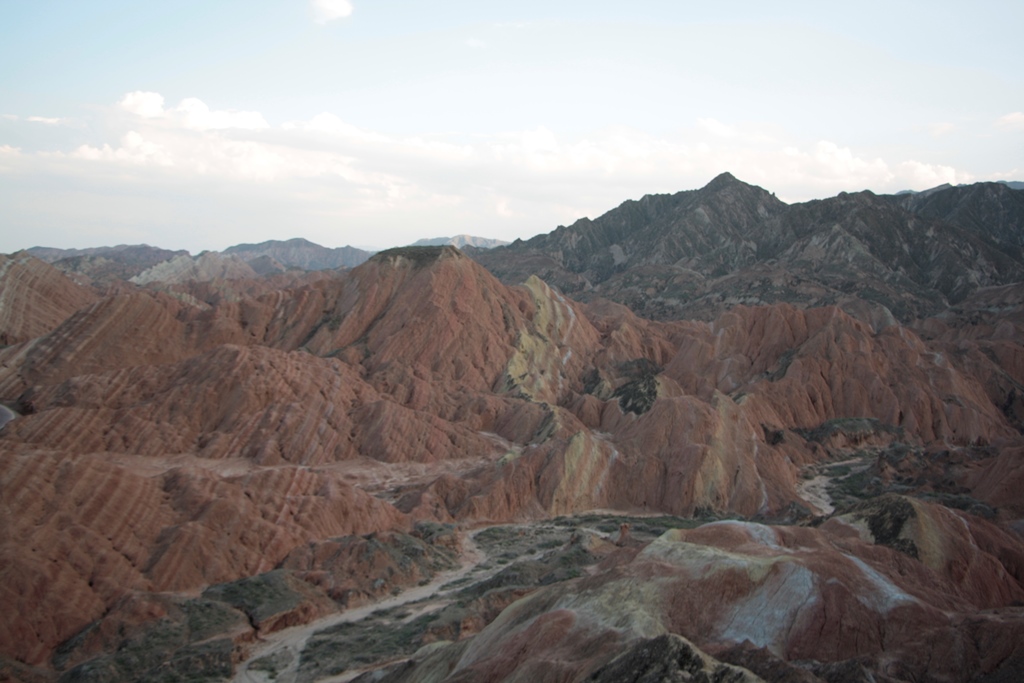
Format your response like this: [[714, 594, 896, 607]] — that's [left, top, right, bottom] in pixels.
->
[[410, 234, 509, 249], [896, 180, 1022, 195], [893, 183, 953, 198], [223, 238, 372, 271], [472, 172, 1024, 322], [130, 252, 259, 285], [26, 244, 184, 264], [25, 244, 189, 284], [17, 239, 371, 286]]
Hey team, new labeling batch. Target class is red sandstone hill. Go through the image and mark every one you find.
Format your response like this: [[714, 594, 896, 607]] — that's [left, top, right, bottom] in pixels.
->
[[1, 209, 1022, 681], [0, 253, 99, 346]]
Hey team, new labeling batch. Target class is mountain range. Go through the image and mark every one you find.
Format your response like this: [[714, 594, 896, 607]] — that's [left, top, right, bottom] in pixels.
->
[[473, 172, 1024, 323], [27, 235, 510, 288], [1, 174, 1022, 683]]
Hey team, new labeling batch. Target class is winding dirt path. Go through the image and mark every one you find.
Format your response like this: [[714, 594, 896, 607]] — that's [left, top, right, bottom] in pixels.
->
[[797, 455, 874, 516], [798, 473, 835, 515], [232, 532, 488, 683]]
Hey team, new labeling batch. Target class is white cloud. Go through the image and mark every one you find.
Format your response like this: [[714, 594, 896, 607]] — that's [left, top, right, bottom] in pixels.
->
[[996, 112, 1024, 131], [466, 38, 487, 49], [896, 160, 968, 188], [293, 112, 389, 142], [311, 0, 353, 24], [119, 92, 269, 131], [811, 141, 891, 181], [119, 91, 165, 118], [175, 98, 269, 131], [72, 131, 174, 167], [27, 116, 69, 125], [73, 100, 973, 200]]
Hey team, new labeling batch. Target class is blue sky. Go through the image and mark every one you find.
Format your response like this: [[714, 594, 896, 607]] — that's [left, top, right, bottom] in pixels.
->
[[1, 0, 1021, 253]]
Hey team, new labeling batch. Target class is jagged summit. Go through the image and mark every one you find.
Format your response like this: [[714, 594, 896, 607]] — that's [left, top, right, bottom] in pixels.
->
[[701, 170, 746, 193], [472, 173, 1024, 322]]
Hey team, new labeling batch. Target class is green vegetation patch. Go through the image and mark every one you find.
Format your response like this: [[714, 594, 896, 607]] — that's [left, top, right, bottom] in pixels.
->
[[371, 245, 453, 267], [844, 495, 919, 559], [249, 648, 295, 677], [798, 417, 902, 444], [57, 616, 238, 683], [203, 569, 303, 626], [297, 612, 437, 682]]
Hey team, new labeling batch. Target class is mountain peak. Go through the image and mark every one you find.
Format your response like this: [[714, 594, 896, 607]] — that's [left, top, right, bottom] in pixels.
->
[[703, 171, 742, 192], [370, 244, 465, 269], [699, 172, 776, 203], [280, 237, 319, 247]]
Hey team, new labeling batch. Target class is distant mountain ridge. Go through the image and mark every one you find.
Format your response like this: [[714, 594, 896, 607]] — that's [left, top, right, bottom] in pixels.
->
[[25, 244, 189, 284], [130, 252, 259, 285], [26, 244, 187, 265], [897, 180, 1023, 194], [410, 234, 509, 249], [18, 180, 1024, 304], [471, 172, 1024, 323], [223, 237, 372, 271], [22, 238, 373, 286]]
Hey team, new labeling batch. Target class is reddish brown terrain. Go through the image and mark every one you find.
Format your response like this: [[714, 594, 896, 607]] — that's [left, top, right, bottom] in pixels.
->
[[1, 176, 1022, 682]]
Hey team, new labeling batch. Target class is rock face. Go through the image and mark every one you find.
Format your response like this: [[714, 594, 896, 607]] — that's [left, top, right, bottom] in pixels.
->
[[1, 175, 1022, 681]]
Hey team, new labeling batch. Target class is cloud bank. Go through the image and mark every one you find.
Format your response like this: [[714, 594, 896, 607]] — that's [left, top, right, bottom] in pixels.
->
[[0, 91, 994, 252]]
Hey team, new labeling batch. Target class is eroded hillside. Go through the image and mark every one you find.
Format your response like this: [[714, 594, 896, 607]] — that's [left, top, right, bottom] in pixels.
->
[[1, 178, 1023, 682]]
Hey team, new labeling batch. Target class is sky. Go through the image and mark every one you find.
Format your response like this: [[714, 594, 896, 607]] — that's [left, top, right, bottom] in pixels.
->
[[1, 1, 1022, 254]]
